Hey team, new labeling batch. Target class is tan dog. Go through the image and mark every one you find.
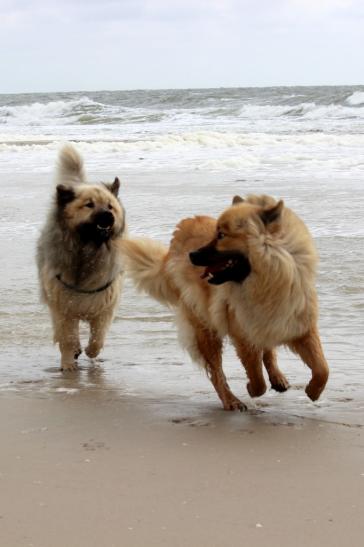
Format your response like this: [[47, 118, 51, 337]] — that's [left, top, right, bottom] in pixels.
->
[[121, 195, 328, 410], [37, 145, 126, 371]]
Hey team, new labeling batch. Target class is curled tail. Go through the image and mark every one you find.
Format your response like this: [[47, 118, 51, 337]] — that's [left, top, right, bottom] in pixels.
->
[[120, 238, 178, 306], [57, 144, 86, 185]]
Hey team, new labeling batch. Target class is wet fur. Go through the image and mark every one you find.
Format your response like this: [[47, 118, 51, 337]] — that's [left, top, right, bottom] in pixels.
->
[[121, 195, 329, 409], [37, 144, 126, 371]]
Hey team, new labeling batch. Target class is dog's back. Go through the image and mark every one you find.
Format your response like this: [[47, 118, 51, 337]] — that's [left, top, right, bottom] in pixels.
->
[[121, 216, 216, 313]]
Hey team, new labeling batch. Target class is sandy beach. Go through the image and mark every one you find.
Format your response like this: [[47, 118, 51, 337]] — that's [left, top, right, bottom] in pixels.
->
[[1, 390, 363, 547]]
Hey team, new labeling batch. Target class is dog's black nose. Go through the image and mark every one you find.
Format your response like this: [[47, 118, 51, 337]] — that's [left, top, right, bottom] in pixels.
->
[[189, 251, 203, 266], [95, 210, 114, 228]]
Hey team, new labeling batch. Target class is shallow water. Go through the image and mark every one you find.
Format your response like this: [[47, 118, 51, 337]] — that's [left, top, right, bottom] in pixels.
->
[[1, 168, 363, 427]]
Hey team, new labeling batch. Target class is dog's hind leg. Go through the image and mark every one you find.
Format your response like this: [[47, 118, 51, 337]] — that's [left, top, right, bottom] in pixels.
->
[[263, 349, 290, 392], [289, 327, 329, 401], [178, 308, 246, 411]]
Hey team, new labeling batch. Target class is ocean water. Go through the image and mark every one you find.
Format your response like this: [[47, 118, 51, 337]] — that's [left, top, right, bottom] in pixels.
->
[[0, 86, 363, 426]]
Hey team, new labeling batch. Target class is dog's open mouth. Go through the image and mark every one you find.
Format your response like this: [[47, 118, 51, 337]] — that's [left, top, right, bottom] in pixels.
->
[[201, 258, 238, 280], [78, 217, 114, 246], [93, 222, 113, 243], [96, 224, 112, 233], [190, 249, 251, 285]]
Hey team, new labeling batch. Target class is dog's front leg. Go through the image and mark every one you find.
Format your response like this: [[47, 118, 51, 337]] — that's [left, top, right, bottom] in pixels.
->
[[189, 318, 246, 411], [227, 310, 267, 398], [232, 338, 267, 398], [85, 313, 112, 359], [58, 317, 80, 371], [289, 328, 329, 401], [263, 349, 290, 392]]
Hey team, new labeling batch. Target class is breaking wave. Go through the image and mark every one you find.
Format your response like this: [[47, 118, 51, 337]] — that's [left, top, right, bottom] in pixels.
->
[[1, 130, 364, 152], [0, 97, 104, 126], [1, 91, 364, 130], [346, 91, 364, 106]]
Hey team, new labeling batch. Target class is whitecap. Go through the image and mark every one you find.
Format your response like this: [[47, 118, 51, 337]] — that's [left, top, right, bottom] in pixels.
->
[[0, 96, 104, 126], [346, 91, 364, 106]]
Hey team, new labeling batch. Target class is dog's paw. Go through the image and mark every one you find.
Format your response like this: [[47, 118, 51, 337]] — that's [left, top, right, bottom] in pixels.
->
[[85, 344, 101, 359], [61, 361, 78, 372], [270, 373, 290, 393], [305, 382, 323, 402], [247, 381, 267, 398], [223, 396, 248, 412], [305, 371, 328, 401], [74, 348, 82, 360]]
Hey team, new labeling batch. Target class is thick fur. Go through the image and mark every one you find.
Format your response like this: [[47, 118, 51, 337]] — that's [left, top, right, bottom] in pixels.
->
[[37, 145, 126, 371], [121, 195, 329, 409], [122, 238, 178, 306], [56, 143, 86, 185]]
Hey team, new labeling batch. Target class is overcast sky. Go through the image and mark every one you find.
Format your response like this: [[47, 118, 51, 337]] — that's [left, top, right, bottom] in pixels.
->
[[1, 0, 363, 93]]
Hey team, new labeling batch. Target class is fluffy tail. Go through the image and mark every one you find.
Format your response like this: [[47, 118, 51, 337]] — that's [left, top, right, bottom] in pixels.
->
[[56, 144, 86, 185], [120, 238, 178, 306]]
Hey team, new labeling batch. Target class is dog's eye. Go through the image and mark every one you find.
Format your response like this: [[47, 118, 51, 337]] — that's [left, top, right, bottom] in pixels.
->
[[217, 231, 225, 240], [108, 204, 113, 210], [85, 202, 94, 209]]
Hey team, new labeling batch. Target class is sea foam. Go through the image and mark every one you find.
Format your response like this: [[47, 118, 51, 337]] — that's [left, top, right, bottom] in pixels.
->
[[346, 91, 364, 106]]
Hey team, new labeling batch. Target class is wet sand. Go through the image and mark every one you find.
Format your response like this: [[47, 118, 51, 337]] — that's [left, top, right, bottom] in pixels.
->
[[0, 391, 363, 547]]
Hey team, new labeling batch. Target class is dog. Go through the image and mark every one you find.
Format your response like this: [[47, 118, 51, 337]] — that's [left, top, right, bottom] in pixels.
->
[[120, 194, 329, 410], [37, 144, 126, 371]]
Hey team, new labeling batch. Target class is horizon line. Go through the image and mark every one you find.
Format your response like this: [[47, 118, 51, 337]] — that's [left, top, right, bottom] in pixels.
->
[[1, 83, 364, 96]]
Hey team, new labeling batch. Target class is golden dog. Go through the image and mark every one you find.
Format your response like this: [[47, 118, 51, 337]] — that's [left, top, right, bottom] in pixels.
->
[[37, 145, 126, 371], [121, 194, 329, 410]]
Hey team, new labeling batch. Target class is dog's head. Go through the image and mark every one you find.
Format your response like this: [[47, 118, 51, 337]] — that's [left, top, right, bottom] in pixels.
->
[[189, 195, 284, 285], [56, 177, 125, 245]]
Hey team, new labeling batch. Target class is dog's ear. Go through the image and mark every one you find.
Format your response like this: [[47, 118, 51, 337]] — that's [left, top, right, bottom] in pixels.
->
[[260, 200, 284, 225], [56, 184, 75, 207], [232, 195, 244, 205], [104, 177, 120, 197]]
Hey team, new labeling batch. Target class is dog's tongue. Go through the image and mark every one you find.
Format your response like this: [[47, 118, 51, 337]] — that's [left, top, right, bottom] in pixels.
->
[[201, 264, 221, 279], [201, 268, 209, 279]]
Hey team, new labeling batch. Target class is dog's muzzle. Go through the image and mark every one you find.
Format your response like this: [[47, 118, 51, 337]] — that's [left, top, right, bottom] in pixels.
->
[[94, 210, 114, 229], [189, 247, 217, 267], [189, 246, 251, 285], [77, 209, 116, 245]]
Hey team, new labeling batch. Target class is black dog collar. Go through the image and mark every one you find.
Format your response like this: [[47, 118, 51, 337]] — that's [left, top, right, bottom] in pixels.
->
[[55, 273, 122, 294]]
